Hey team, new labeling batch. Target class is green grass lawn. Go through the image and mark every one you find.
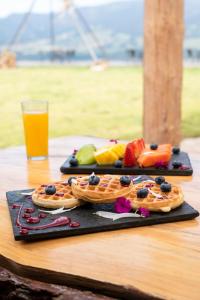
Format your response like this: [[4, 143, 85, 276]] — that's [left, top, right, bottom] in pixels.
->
[[0, 66, 199, 148]]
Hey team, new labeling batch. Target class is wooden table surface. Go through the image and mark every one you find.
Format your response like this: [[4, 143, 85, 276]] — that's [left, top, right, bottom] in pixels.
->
[[0, 136, 200, 300]]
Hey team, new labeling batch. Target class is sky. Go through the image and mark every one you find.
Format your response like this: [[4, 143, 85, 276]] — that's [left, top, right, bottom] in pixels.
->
[[0, 0, 127, 17]]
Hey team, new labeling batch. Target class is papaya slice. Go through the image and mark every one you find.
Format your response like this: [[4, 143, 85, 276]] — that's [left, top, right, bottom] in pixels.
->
[[137, 144, 172, 167]]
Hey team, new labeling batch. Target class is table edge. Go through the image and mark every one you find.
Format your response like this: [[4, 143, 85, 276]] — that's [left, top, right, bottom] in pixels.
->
[[0, 254, 161, 300]]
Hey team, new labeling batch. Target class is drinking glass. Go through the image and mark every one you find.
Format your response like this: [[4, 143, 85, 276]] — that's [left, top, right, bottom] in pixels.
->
[[21, 100, 48, 160]]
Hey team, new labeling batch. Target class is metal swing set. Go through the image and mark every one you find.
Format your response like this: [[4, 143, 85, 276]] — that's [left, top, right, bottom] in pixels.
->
[[0, 0, 108, 70]]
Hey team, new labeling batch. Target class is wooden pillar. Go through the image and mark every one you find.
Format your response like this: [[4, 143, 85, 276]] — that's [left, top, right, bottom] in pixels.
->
[[143, 0, 184, 145]]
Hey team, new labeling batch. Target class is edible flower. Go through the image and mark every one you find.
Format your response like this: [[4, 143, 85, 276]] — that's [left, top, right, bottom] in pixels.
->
[[114, 197, 132, 213], [109, 139, 118, 144], [73, 149, 78, 155], [138, 207, 150, 218]]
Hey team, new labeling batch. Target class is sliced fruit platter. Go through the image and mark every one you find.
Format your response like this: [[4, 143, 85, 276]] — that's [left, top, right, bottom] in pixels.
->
[[60, 138, 193, 176]]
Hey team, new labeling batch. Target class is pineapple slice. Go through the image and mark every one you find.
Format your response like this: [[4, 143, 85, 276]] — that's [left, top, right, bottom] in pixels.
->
[[94, 148, 118, 165], [110, 143, 126, 158]]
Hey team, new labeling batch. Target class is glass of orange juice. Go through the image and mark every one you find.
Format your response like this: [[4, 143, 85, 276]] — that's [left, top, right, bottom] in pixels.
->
[[21, 100, 48, 160]]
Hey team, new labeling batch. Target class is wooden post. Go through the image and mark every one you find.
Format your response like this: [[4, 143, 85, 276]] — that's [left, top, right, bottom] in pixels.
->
[[143, 0, 184, 145]]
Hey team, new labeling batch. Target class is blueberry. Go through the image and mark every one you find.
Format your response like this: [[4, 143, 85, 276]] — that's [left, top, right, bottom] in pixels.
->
[[155, 176, 165, 185], [160, 183, 172, 193], [69, 157, 78, 167], [173, 147, 180, 155], [114, 160, 122, 168], [172, 161, 182, 169], [137, 188, 149, 198], [45, 185, 56, 195], [89, 175, 100, 185], [120, 176, 131, 186], [150, 144, 158, 150], [68, 176, 77, 186]]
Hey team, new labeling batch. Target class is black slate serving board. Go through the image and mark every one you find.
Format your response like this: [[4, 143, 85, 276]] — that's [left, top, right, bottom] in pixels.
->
[[6, 176, 199, 242], [60, 151, 193, 176]]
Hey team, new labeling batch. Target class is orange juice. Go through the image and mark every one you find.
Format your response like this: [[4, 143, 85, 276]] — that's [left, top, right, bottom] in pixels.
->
[[23, 112, 48, 158]]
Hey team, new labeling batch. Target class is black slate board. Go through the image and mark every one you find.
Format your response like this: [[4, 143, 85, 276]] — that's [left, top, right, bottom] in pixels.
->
[[6, 176, 199, 242], [60, 151, 193, 176]]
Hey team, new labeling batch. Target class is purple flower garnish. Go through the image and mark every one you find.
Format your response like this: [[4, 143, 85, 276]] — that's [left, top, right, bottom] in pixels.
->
[[73, 149, 78, 155], [109, 139, 118, 144], [154, 161, 168, 169], [138, 207, 150, 218], [114, 197, 132, 213]]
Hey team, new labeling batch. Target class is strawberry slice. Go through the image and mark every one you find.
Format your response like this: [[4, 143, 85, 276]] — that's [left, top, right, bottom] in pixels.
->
[[132, 141, 140, 158], [131, 138, 145, 159], [124, 143, 137, 167], [124, 138, 146, 167], [139, 138, 145, 150]]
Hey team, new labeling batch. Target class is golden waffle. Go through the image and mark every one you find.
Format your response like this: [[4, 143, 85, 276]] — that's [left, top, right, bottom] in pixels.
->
[[32, 181, 81, 208], [71, 175, 133, 203], [127, 181, 184, 212]]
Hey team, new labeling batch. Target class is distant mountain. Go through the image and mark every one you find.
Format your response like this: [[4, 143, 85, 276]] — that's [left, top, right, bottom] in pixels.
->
[[0, 0, 199, 61]]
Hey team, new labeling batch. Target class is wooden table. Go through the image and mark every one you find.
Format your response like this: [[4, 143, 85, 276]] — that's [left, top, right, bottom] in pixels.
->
[[0, 136, 200, 300]]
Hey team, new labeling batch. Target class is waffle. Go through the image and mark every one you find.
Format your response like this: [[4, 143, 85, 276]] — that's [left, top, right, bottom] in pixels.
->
[[71, 175, 133, 204], [127, 181, 184, 212], [32, 181, 81, 208]]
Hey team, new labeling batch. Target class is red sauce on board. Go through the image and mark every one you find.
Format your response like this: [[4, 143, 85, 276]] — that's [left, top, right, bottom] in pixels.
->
[[12, 203, 80, 235]]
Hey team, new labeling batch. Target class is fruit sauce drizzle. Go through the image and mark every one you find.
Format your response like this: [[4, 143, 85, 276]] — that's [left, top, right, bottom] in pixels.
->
[[12, 198, 80, 236]]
